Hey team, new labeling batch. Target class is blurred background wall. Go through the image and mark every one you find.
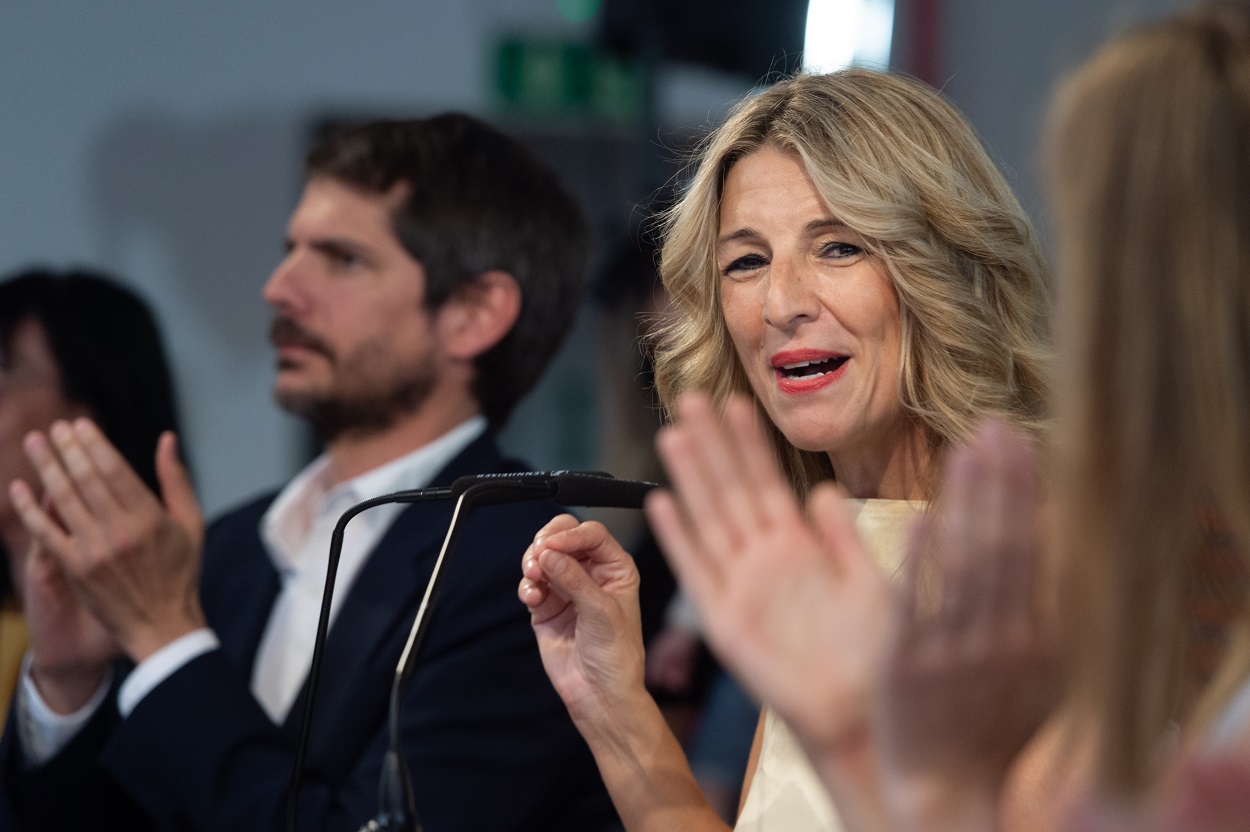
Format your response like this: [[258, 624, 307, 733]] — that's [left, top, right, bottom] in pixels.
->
[[0, 0, 1187, 515]]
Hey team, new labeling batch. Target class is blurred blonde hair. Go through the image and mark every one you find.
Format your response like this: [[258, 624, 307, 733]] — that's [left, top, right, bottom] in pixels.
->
[[653, 69, 1051, 496], [1047, 1, 1250, 794]]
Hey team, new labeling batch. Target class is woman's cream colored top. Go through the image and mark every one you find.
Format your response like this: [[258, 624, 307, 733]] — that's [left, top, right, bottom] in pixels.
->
[[734, 499, 923, 832]]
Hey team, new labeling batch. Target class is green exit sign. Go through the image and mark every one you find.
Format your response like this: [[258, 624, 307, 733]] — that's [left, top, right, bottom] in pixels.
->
[[494, 38, 643, 122]]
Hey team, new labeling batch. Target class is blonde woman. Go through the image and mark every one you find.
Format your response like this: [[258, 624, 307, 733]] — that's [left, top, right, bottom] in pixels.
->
[[518, 68, 1051, 832], [651, 4, 1250, 832]]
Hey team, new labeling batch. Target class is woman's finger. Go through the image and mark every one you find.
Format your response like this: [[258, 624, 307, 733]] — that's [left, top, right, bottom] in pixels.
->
[[725, 395, 796, 526], [518, 575, 550, 611], [538, 521, 622, 565], [678, 394, 763, 542], [533, 549, 611, 619]]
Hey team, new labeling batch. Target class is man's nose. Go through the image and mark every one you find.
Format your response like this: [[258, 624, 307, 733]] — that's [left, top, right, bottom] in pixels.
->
[[262, 251, 304, 313]]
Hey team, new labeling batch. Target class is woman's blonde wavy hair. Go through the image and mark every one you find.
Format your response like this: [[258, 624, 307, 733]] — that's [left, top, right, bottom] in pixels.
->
[[653, 69, 1052, 496]]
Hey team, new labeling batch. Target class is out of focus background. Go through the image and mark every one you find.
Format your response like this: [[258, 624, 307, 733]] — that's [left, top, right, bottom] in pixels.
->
[[0, 0, 1187, 515]]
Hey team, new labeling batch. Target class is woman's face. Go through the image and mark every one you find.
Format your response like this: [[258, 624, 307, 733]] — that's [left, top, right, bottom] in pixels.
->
[[717, 146, 916, 494], [0, 318, 80, 544]]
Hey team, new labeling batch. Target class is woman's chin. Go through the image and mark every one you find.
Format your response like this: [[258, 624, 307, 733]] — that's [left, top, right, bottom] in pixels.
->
[[778, 428, 844, 457]]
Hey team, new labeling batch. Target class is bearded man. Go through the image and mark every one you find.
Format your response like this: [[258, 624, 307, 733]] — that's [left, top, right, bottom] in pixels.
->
[[1, 115, 617, 832]]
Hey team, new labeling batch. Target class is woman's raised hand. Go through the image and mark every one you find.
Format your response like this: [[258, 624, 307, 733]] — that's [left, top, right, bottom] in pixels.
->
[[518, 514, 648, 726], [520, 513, 736, 831], [645, 392, 890, 756], [876, 422, 1058, 832]]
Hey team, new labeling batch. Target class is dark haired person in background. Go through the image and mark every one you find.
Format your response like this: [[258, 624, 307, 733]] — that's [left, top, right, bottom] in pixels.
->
[[0, 268, 183, 727], [2, 115, 616, 831]]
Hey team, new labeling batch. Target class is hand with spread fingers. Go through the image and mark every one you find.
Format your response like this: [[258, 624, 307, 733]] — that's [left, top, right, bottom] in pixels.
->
[[875, 422, 1058, 832], [9, 419, 206, 674], [645, 392, 891, 758]]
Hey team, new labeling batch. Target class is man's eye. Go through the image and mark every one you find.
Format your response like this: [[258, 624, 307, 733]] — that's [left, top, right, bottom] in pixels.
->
[[328, 250, 363, 269], [721, 254, 768, 277]]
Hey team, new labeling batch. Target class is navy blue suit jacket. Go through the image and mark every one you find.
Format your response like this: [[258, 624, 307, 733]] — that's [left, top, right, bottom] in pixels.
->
[[1, 433, 617, 831]]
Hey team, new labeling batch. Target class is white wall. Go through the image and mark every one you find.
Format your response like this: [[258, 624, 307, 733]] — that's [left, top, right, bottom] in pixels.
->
[[934, 0, 1188, 233]]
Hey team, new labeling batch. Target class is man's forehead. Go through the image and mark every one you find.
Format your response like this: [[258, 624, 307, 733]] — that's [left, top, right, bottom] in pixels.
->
[[302, 175, 411, 210], [285, 177, 425, 273], [289, 177, 404, 233]]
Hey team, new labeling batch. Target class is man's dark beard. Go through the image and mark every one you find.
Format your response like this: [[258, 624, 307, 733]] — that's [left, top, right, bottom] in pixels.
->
[[269, 314, 436, 442], [277, 374, 435, 444]]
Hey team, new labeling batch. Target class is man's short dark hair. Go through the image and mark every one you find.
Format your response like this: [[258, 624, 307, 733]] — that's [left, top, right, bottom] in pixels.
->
[[0, 268, 185, 494], [304, 114, 590, 429]]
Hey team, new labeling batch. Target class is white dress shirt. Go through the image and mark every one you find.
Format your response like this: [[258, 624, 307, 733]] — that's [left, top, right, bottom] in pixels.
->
[[19, 415, 486, 763], [249, 415, 485, 722]]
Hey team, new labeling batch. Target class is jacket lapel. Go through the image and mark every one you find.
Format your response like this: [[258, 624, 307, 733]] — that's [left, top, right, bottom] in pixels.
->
[[284, 434, 512, 767], [202, 498, 284, 673]]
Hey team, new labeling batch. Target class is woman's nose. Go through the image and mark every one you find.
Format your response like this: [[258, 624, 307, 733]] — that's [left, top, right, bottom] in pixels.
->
[[762, 258, 819, 328]]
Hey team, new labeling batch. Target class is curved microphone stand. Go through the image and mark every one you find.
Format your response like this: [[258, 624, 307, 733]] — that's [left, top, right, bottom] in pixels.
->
[[285, 472, 654, 832]]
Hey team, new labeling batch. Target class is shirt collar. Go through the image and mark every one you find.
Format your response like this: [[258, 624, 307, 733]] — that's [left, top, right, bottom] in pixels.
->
[[260, 415, 488, 571]]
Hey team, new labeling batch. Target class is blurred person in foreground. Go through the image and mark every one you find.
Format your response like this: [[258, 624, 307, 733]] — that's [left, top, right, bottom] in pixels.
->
[[0, 269, 182, 729], [647, 3, 1250, 831], [1, 116, 617, 831], [518, 68, 1053, 832]]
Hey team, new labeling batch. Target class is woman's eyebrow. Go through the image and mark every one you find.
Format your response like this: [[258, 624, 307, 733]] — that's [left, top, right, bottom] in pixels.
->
[[716, 219, 847, 248], [806, 219, 847, 234], [716, 227, 761, 248]]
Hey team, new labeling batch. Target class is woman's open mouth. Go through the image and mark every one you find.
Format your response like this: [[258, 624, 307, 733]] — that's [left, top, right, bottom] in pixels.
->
[[776, 356, 848, 379], [771, 351, 850, 393]]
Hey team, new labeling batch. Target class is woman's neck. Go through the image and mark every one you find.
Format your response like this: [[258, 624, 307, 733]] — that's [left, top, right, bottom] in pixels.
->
[[827, 422, 933, 501]]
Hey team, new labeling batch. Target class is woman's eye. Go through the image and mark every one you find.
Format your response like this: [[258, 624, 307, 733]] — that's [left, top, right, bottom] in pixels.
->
[[721, 253, 768, 277], [820, 241, 864, 260]]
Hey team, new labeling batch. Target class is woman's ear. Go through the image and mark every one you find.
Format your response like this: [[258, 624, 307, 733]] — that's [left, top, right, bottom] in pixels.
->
[[436, 270, 522, 361]]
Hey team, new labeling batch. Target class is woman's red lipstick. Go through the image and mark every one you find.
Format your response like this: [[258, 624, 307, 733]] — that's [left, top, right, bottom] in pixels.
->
[[770, 349, 849, 394]]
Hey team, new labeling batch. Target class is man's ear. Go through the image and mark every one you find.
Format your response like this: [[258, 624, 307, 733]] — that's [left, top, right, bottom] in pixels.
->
[[436, 270, 522, 361]]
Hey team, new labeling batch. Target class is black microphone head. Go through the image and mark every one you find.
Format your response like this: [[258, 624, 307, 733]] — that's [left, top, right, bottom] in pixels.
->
[[449, 471, 568, 496], [549, 472, 657, 508], [448, 471, 655, 508]]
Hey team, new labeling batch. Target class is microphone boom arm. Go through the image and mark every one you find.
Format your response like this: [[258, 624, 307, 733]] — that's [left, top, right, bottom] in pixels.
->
[[285, 471, 656, 832]]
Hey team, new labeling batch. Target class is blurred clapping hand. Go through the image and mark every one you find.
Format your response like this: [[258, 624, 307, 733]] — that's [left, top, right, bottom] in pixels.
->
[[875, 423, 1059, 832]]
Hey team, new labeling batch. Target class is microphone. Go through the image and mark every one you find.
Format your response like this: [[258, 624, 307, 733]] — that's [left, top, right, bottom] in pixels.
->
[[285, 470, 657, 832], [442, 470, 654, 508]]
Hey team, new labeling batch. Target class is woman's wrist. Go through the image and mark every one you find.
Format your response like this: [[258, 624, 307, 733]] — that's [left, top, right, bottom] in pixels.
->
[[572, 682, 666, 767], [578, 691, 726, 831]]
